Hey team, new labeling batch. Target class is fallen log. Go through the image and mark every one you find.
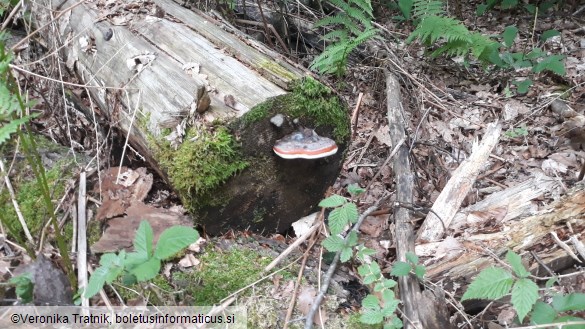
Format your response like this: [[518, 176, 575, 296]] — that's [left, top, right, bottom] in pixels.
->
[[32, 0, 350, 234]]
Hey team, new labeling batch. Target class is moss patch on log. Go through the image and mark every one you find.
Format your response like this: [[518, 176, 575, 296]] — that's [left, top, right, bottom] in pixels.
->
[[152, 126, 248, 212], [240, 77, 349, 143]]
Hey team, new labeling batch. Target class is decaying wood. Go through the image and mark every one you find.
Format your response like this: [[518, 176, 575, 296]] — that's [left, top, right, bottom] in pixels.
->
[[423, 184, 585, 283], [417, 122, 502, 242], [385, 70, 451, 329], [32, 0, 348, 234]]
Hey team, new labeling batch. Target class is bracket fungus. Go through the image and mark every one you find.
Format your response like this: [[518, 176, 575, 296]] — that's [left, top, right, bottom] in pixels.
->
[[273, 128, 338, 159]]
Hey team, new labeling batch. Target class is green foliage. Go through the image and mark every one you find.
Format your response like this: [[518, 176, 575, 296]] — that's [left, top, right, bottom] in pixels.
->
[[84, 220, 199, 299], [0, 32, 38, 147], [406, 1, 565, 94], [462, 250, 585, 325], [310, 0, 379, 76], [319, 188, 415, 328], [477, 0, 560, 15], [9, 272, 33, 303]]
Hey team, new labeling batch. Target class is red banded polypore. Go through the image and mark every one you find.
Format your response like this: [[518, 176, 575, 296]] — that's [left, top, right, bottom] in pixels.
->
[[273, 128, 338, 159]]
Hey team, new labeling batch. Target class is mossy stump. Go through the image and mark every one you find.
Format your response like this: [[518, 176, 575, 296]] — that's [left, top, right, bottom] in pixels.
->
[[154, 78, 350, 234]]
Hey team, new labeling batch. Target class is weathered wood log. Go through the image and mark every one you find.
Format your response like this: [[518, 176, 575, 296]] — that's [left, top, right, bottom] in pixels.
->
[[34, 0, 350, 234]]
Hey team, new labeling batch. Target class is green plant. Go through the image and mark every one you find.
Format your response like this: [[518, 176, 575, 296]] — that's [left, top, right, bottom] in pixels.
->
[[84, 220, 199, 299], [319, 186, 409, 328], [476, 0, 560, 16], [310, 0, 379, 76], [7, 272, 34, 303], [462, 250, 585, 325]]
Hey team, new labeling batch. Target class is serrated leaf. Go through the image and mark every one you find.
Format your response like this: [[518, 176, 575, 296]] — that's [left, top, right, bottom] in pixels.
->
[[506, 250, 530, 278], [346, 231, 359, 247], [130, 257, 161, 282], [360, 310, 384, 324], [340, 246, 353, 262], [84, 266, 110, 298], [405, 252, 419, 264], [347, 184, 365, 196], [319, 194, 346, 208], [530, 301, 556, 324], [511, 278, 539, 322], [462, 267, 514, 301], [502, 26, 518, 48], [512, 79, 532, 94], [356, 246, 376, 261], [362, 294, 381, 309], [541, 29, 560, 42], [391, 261, 411, 277], [552, 293, 585, 312], [381, 298, 400, 316], [323, 235, 345, 252], [133, 220, 154, 259], [154, 226, 199, 260], [338, 202, 359, 224], [375, 279, 397, 291], [380, 288, 396, 302], [532, 55, 566, 76], [414, 265, 426, 279], [328, 210, 348, 235]]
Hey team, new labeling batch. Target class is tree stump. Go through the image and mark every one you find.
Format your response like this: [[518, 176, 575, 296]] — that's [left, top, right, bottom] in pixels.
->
[[34, 0, 349, 234]]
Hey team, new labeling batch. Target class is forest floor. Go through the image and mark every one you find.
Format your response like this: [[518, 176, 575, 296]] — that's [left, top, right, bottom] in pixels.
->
[[1, 0, 584, 328]]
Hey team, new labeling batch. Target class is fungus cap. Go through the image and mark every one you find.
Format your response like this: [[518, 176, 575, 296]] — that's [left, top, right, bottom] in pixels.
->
[[273, 128, 338, 159]]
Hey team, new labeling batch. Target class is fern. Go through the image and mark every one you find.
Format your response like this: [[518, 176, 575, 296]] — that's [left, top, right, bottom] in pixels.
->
[[310, 0, 379, 76], [412, 0, 444, 18]]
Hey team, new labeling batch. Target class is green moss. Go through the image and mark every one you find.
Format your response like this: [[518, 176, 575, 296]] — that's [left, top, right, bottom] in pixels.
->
[[0, 163, 68, 242], [240, 77, 349, 142], [258, 60, 297, 82], [153, 126, 248, 212], [172, 245, 272, 305]]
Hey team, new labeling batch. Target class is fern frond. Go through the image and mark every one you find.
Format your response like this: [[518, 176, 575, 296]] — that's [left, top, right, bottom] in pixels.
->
[[323, 30, 350, 42], [314, 14, 360, 35], [468, 33, 500, 60], [0, 116, 30, 145], [350, 28, 379, 47], [346, 7, 373, 29], [412, 0, 444, 18], [432, 39, 469, 57], [407, 16, 470, 45]]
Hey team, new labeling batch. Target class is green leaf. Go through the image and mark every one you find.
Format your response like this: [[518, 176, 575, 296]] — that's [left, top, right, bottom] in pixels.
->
[[329, 207, 350, 234], [530, 301, 556, 324], [84, 266, 110, 298], [501, 0, 518, 9], [10, 273, 33, 303], [552, 293, 585, 312], [360, 310, 384, 324], [506, 250, 530, 278], [502, 26, 518, 48], [362, 294, 381, 309], [541, 29, 560, 42], [0, 115, 36, 146], [381, 298, 400, 316], [154, 226, 199, 260], [340, 247, 353, 262], [323, 235, 345, 252], [512, 79, 533, 94], [553, 316, 585, 328], [318, 194, 347, 208], [405, 252, 419, 264], [414, 265, 426, 279], [347, 184, 365, 196], [356, 246, 377, 261], [476, 4, 488, 15], [545, 277, 558, 288], [133, 220, 154, 259], [462, 267, 514, 301], [130, 257, 161, 282], [398, 0, 414, 19], [511, 278, 539, 322], [339, 202, 359, 223], [346, 231, 359, 247], [375, 279, 397, 291], [391, 261, 411, 277], [532, 55, 566, 76]]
